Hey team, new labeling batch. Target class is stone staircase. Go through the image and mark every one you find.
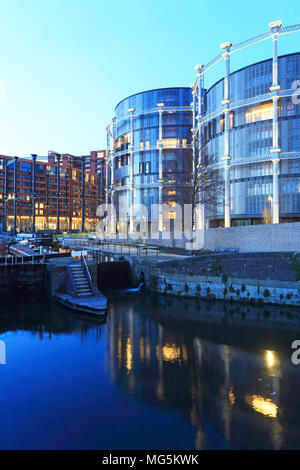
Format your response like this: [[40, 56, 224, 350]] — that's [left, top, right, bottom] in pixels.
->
[[70, 264, 93, 297]]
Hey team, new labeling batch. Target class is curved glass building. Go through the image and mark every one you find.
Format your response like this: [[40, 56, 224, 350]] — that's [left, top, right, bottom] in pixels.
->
[[106, 23, 300, 234], [106, 87, 193, 232], [202, 52, 300, 227], [192, 21, 300, 229]]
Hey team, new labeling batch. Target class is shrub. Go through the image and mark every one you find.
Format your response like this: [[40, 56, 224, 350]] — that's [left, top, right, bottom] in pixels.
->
[[263, 289, 270, 298], [211, 261, 222, 275], [196, 284, 201, 299], [222, 273, 228, 284], [164, 283, 173, 294]]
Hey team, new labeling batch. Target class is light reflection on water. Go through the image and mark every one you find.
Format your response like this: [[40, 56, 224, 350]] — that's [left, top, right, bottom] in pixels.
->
[[105, 294, 300, 450], [0, 293, 300, 449]]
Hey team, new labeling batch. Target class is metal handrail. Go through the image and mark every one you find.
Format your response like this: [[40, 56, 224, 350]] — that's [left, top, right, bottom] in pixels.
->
[[81, 253, 95, 294]]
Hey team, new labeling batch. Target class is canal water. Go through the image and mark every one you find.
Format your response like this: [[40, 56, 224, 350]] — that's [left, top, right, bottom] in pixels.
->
[[1, 292, 300, 450]]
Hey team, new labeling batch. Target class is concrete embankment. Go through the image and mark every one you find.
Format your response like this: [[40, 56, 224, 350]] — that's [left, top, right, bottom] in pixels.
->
[[94, 249, 300, 307], [0, 264, 46, 294]]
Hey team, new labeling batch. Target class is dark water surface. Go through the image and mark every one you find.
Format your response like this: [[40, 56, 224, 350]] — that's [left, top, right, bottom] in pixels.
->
[[1, 292, 300, 450]]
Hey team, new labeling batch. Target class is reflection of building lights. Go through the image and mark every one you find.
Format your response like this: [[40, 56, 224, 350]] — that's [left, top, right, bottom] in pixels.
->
[[266, 350, 275, 367], [139, 338, 145, 361], [229, 388, 235, 406], [145, 341, 151, 361], [126, 338, 132, 372], [117, 338, 122, 363], [157, 380, 164, 401], [161, 344, 181, 362], [247, 394, 278, 418]]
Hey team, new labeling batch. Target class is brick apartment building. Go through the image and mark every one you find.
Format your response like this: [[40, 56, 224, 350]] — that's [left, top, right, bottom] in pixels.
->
[[0, 150, 106, 233]]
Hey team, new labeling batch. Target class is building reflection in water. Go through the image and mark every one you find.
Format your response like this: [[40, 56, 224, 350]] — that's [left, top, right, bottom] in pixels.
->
[[1, 293, 300, 449], [105, 294, 300, 450]]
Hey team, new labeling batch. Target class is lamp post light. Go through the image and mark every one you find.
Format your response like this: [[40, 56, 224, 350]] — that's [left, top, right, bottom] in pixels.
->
[[268, 196, 273, 223]]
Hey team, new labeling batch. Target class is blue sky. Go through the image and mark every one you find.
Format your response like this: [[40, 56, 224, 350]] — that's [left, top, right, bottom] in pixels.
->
[[0, 0, 298, 157]]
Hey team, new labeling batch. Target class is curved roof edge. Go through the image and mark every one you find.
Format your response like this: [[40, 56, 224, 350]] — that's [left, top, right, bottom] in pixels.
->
[[114, 87, 191, 112], [206, 51, 300, 94]]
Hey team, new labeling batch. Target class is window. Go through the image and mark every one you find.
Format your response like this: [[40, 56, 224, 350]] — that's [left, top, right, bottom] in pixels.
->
[[220, 114, 225, 132], [287, 103, 295, 116], [159, 138, 180, 148], [145, 161, 150, 174], [21, 161, 31, 172], [245, 102, 273, 123], [36, 164, 45, 174], [139, 162, 144, 174]]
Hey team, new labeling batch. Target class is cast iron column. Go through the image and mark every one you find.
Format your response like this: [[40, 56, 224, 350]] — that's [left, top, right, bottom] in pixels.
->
[[128, 108, 135, 232], [31, 154, 37, 232], [56, 153, 61, 232], [3, 159, 8, 232], [13, 156, 19, 235], [81, 156, 85, 233], [269, 21, 282, 224], [221, 41, 232, 228], [157, 103, 164, 232]]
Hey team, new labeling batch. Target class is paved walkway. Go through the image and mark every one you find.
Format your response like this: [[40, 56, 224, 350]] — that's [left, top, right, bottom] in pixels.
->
[[61, 237, 188, 261]]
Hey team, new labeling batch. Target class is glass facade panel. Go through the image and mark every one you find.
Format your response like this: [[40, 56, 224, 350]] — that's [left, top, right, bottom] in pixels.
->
[[204, 52, 300, 225], [110, 88, 193, 224]]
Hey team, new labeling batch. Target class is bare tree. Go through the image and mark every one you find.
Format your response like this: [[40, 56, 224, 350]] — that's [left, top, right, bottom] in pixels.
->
[[164, 148, 224, 229]]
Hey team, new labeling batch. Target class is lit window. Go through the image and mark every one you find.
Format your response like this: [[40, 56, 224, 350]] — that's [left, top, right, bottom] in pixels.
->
[[245, 102, 274, 123], [159, 138, 180, 148], [220, 115, 225, 132]]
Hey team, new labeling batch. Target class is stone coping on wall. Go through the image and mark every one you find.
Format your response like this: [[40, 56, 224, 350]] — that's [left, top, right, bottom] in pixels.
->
[[153, 272, 300, 290]]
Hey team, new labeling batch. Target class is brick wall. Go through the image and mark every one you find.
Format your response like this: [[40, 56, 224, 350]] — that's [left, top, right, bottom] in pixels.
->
[[202, 222, 300, 252]]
